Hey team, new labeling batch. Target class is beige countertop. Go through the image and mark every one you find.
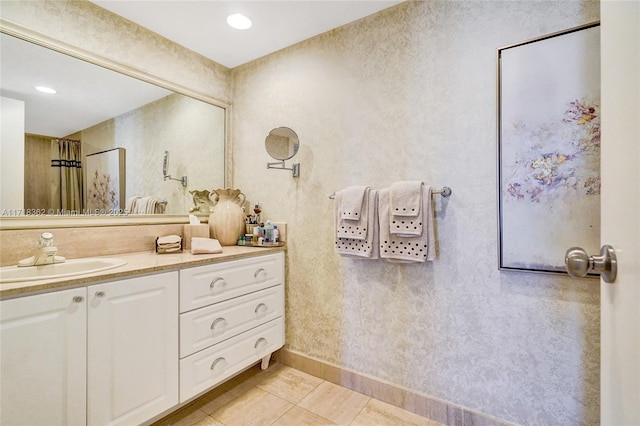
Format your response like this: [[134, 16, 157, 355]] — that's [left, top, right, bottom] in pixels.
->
[[0, 245, 285, 299]]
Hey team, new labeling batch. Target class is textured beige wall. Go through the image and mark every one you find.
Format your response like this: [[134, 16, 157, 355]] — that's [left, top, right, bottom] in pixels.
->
[[1, 0, 231, 214], [1, 0, 601, 424], [231, 1, 600, 424], [0, 0, 231, 103], [82, 93, 225, 214]]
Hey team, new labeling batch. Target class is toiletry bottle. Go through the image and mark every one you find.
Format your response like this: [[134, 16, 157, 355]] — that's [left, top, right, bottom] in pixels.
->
[[273, 226, 279, 243], [252, 227, 260, 245], [264, 221, 274, 243]]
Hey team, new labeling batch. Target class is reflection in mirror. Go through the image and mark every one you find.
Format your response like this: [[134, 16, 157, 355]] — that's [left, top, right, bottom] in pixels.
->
[[265, 127, 299, 160], [0, 32, 226, 216], [266, 127, 300, 177]]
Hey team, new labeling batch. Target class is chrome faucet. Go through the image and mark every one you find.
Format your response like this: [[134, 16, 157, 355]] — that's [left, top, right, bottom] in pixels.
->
[[17, 232, 66, 267]]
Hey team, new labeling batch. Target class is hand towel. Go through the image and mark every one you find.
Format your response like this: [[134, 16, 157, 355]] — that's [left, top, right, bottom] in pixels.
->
[[338, 186, 368, 220], [335, 189, 379, 259], [156, 234, 182, 253], [191, 237, 223, 254], [390, 181, 422, 217], [146, 198, 157, 214], [378, 185, 435, 263], [336, 186, 371, 240], [157, 235, 180, 246], [126, 196, 141, 213], [135, 196, 151, 214], [390, 181, 424, 237]]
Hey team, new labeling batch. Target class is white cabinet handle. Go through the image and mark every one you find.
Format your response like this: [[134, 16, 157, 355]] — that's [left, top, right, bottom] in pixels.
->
[[95, 291, 105, 298], [209, 277, 227, 293], [210, 317, 228, 332], [254, 303, 268, 316], [210, 357, 228, 372], [254, 268, 267, 280], [72, 296, 84, 303], [254, 337, 268, 351]]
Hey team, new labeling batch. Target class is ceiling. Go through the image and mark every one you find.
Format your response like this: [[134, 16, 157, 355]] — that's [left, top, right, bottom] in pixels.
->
[[1, 1, 402, 137], [90, 1, 403, 68]]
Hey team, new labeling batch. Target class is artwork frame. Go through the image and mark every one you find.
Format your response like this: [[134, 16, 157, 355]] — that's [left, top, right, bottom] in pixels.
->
[[497, 22, 601, 275], [85, 148, 126, 212]]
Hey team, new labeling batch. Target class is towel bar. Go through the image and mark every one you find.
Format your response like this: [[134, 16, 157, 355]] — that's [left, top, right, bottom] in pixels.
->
[[328, 186, 452, 199]]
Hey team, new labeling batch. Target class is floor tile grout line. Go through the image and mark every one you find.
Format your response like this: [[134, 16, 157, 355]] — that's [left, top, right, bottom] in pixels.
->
[[346, 395, 372, 425], [267, 401, 296, 426]]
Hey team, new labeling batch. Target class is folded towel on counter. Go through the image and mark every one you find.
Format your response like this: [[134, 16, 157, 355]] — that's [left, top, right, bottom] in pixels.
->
[[338, 186, 368, 220], [156, 234, 182, 253], [191, 237, 223, 254], [378, 185, 435, 263], [336, 186, 372, 240], [390, 181, 422, 217], [335, 189, 379, 259]]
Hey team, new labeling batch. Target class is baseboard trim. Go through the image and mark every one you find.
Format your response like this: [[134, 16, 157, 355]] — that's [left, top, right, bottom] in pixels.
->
[[273, 348, 512, 426]]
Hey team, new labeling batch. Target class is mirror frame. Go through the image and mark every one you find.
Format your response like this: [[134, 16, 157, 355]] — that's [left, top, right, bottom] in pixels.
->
[[265, 127, 299, 161], [0, 20, 232, 229]]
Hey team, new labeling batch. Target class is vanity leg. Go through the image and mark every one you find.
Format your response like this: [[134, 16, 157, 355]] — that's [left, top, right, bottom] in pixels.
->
[[261, 354, 271, 370]]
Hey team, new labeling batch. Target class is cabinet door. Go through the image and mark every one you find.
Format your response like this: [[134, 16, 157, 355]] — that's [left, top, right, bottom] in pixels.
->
[[87, 272, 178, 426], [1, 288, 87, 426]]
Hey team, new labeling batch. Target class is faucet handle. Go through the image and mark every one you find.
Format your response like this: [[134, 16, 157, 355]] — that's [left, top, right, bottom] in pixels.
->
[[39, 232, 55, 247]]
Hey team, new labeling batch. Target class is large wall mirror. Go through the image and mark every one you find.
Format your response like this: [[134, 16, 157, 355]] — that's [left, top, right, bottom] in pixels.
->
[[0, 29, 227, 224]]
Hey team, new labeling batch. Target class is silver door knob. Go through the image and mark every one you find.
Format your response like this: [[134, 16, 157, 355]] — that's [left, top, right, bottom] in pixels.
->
[[565, 245, 617, 283]]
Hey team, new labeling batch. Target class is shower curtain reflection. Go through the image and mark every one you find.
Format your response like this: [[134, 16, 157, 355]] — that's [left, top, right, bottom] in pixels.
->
[[50, 138, 83, 212]]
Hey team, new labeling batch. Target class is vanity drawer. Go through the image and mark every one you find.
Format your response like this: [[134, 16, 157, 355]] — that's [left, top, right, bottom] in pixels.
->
[[179, 284, 283, 358], [179, 318, 284, 402], [179, 252, 284, 313]]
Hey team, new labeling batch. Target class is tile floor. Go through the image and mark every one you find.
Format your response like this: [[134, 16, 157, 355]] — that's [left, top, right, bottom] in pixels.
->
[[153, 362, 442, 426]]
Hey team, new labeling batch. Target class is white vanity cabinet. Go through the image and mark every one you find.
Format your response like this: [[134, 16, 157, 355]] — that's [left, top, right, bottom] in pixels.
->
[[0, 250, 284, 425], [178, 252, 285, 402], [87, 272, 178, 426], [0, 272, 178, 426], [0, 287, 88, 426]]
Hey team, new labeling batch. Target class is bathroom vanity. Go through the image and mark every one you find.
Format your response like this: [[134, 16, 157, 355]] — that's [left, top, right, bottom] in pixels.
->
[[0, 248, 285, 426]]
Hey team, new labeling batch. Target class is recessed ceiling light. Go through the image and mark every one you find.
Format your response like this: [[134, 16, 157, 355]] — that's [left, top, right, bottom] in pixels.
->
[[35, 86, 56, 94], [227, 13, 252, 30]]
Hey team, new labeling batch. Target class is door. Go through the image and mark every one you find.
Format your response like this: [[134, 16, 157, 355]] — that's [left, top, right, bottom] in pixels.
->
[[600, 1, 640, 424], [87, 272, 178, 426], [0, 288, 87, 426]]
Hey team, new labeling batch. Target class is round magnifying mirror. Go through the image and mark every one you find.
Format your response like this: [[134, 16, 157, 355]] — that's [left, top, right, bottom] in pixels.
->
[[265, 127, 299, 161]]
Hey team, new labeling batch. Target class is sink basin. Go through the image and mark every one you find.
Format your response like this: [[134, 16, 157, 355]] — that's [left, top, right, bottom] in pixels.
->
[[0, 257, 127, 283]]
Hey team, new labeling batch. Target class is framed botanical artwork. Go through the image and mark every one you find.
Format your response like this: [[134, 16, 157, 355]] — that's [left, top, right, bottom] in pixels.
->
[[85, 148, 126, 212], [497, 22, 601, 275]]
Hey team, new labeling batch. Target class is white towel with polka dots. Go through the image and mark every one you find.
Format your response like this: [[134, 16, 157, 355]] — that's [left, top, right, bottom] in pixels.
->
[[336, 186, 371, 240], [378, 186, 435, 263], [390, 181, 424, 237], [339, 185, 368, 220], [390, 181, 422, 216], [335, 189, 379, 259]]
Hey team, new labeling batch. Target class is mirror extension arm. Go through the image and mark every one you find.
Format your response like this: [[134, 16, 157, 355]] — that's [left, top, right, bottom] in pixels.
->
[[267, 160, 300, 177], [163, 151, 188, 187]]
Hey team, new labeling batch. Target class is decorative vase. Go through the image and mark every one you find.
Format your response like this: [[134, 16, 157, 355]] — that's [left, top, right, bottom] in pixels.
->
[[208, 188, 246, 246]]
